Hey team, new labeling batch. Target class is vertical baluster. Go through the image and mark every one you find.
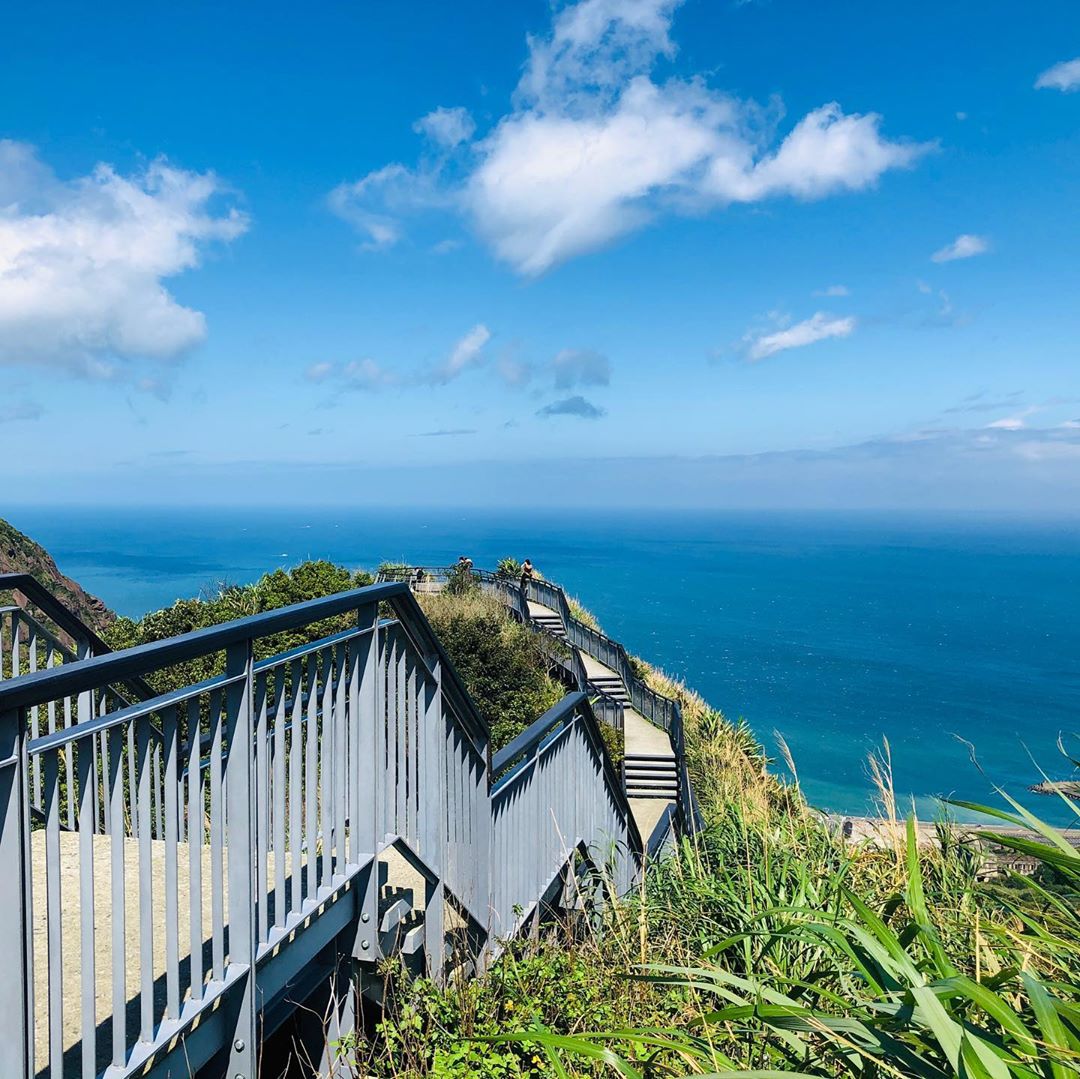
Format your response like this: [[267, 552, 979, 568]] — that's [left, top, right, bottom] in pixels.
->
[[163, 704, 180, 1021], [273, 666, 287, 928], [395, 632, 407, 836], [305, 654, 318, 896], [44, 741, 64, 1079], [107, 724, 126, 1068], [405, 652, 417, 846], [136, 716, 155, 1045], [288, 658, 302, 914], [209, 687, 225, 983], [186, 696, 204, 1001], [223, 639, 256, 1079], [126, 721, 137, 837], [333, 642, 347, 878], [346, 624, 362, 869], [8, 614, 18, 684], [320, 647, 333, 887], [254, 671, 269, 944], [0, 702, 33, 1078], [28, 625, 41, 814], [77, 692, 97, 1078]]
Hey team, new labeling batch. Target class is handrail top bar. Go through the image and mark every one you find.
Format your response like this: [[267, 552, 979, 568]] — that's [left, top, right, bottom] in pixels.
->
[[492, 690, 587, 774], [0, 581, 406, 713]]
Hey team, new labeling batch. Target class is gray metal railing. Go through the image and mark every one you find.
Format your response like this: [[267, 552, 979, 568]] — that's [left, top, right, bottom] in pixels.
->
[[0, 580, 640, 1079]]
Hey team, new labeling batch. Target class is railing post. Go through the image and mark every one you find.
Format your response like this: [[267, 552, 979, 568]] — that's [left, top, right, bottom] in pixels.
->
[[0, 704, 32, 1078], [224, 639, 257, 1079]]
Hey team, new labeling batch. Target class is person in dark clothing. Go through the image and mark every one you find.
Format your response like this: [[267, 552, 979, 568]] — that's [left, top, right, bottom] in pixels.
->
[[519, 558, 534, 594]]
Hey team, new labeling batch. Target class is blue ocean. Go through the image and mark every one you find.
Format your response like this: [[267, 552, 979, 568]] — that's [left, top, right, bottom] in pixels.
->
[[8, 506, 1080, 823]]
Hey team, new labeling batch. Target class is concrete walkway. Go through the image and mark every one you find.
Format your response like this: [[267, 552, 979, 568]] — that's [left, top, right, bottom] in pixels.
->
[[579, 654, 672, 757]]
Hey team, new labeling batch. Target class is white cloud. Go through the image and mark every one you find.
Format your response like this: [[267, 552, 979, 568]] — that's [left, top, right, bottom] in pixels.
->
[[986, 406, 1038, 431], [552, 348, 610, 388], [813, 284, 849, 297], [931, 233, 989, 262], [0, 140, 246, 374], [431, 323, 491, 383], [1035, 57, 1080, 92], [746, 311, 855, 361], [327, 163, 445, 250], [413, 107, 476, 148], [335, 0, 929, 275]]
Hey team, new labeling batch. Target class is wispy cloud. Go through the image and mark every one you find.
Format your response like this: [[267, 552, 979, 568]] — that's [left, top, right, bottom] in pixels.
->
[[415, 427, 477, 437], [0, 139, 246, 377], [537, 395, 606, 419], [813, 284, 849, 297], [552, 349, 610, 388], [333, 0, 930, 276], [429, 323, 491, 383], [931, 233, 989, 263], [308, 325, 491, 392], [1035, 57, 1080, 92], [745, 312, 855, 361], [0, 400, 43, 424]]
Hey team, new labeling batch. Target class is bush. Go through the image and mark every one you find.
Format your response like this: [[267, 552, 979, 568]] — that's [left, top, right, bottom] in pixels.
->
[[418, 589, 563, 750]]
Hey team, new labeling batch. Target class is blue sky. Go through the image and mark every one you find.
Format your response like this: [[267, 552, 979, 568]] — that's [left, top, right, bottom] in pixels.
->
[[2, 0, 1079, 510]]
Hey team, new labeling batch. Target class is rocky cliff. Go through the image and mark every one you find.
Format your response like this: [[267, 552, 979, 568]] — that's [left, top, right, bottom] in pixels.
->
[[0, 517, 115, 634]]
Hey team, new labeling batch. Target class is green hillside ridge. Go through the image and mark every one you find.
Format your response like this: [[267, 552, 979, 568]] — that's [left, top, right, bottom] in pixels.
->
[[0, 515, 115, 634]]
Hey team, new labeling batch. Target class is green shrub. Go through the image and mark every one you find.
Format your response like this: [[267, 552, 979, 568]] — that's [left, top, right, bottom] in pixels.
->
[[495, 557, 522, 580], [418, 589, 562, 750]]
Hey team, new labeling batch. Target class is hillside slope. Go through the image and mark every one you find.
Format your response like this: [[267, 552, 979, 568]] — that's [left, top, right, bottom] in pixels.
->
[[0, 517, 115, 634]]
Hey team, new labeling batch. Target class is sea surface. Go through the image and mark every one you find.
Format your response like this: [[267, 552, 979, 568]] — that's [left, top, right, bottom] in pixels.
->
[[8, 505, 1080, 823]]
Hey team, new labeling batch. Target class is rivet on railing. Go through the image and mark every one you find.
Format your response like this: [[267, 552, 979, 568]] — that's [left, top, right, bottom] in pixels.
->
[[361, 939, 370, 950], [361, 911, 370, 922]]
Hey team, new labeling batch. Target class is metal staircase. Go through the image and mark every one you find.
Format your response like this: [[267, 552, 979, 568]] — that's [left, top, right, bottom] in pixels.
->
[[0, 575, 642, 1079]]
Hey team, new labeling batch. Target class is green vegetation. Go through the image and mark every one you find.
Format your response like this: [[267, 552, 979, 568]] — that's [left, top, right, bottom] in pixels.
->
[[418, 587, 563, 749]]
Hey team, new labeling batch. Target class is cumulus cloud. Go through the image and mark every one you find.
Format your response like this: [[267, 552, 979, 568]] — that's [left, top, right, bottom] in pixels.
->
[[931, 233, 989, 263], [1035, 57, 1080, 92], [552, 348, 611, 388], [537, 394, 606, 419], [745, 312, 855, 361], [413, 107, 476, 148], [335, 0, 928, 275], [0, 140, 247, 375]]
